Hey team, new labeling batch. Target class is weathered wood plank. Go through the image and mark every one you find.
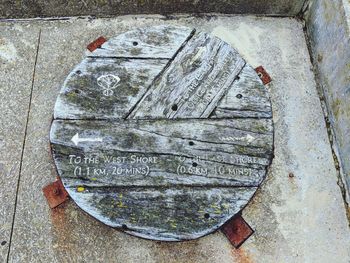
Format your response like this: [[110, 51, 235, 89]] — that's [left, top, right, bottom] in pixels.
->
[[50, 119, 272, 186], [66, 186, 257, 241], [50, 119, 273, 164], [88, 25, 195, 59], [52, 145, 267, 188], [127, 32, 246, 119], [50, 118, 272, 189], [54, 57, 168, 119], [212, 65, 272, 118]]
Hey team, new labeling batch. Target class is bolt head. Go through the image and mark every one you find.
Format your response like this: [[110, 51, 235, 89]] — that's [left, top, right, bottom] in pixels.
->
[[53, 188, 60, 196]]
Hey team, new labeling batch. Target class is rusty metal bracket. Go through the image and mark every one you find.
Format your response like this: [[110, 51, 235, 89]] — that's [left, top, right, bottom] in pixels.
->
[[221, 214, 254, 248], [87, 36, 107, 52], [255, 66, 272, 85], [42, 177, 69, 209]]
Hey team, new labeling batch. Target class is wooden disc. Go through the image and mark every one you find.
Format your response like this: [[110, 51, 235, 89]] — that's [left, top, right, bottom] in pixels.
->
[[50, 25, 273, 241]]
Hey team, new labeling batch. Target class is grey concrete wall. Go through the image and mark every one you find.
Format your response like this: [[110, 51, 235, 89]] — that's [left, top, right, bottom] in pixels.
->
[[305, 0, 350, 205], [0, 0, 306, 18]]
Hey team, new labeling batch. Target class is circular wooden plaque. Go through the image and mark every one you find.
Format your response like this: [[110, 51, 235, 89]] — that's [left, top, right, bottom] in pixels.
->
[[50, 25, 273, 241]]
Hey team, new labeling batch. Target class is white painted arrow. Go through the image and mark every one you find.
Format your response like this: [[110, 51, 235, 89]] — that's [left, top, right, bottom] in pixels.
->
[[220, 134, 256, 143], [71, 133, 103, 146]]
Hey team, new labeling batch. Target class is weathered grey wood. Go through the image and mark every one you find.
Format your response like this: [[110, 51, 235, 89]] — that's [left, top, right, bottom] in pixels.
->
[[51, 119, 273, 156], [88, 25, 195, 59], [67, 186, 257, 241], [54, 58, 168, 119], [212, 65, 272, 118], [50, 25, 274, 241], [128, 32, 246, 119], [50, 119, 272, 188]]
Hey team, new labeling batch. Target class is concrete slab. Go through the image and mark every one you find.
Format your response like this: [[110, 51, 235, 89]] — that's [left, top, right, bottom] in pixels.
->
[[5, 15, 350, 262], [0, 23, 39, 262], [217, 17, 350, 262], [306, 0, 350, 205]]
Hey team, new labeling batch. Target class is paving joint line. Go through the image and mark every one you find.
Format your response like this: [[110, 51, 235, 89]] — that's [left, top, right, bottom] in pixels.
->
[[6, 29, 42, 263]]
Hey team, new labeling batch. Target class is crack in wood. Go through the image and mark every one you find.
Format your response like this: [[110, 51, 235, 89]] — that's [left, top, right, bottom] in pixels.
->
[[123, 29, 197, 120], [64, 184, 259, 190]]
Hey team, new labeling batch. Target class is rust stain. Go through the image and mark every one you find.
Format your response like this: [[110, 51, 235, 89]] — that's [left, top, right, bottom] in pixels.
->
[[50, 202, 76, 255], [231, 247, 254, 263]]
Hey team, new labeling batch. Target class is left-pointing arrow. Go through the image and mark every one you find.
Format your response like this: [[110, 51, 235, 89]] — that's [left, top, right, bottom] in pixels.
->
[[71, 133, 103, 146]]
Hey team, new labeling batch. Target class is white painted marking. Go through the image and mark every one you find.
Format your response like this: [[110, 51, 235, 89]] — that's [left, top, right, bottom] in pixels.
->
[[71, 133, 103, 146], [97, 74, 120, 96], [246, 134, 255, 143], [220, 134, 255, 143]]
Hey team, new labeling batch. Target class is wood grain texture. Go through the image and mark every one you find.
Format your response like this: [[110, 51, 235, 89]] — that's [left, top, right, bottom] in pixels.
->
[[50, 25, 274, 241], [128, 32, 246, 119], [51, 119, 272, 188], [88, 25, 195, 59], [54, 58, 168, 120], [212, 65, 272, 118], [68, 186, 257, 241]]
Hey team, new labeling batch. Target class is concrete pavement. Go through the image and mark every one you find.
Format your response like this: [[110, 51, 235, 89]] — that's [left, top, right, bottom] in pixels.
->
[[0, 14, 349, 262]]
